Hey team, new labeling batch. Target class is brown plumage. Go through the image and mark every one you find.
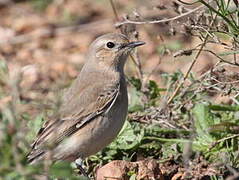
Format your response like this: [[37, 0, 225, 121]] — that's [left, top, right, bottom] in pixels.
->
[[27, 33, 145, 166]]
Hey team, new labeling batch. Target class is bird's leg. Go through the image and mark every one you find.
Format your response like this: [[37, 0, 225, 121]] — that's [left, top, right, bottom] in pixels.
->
[[75, 158, 88, 177]]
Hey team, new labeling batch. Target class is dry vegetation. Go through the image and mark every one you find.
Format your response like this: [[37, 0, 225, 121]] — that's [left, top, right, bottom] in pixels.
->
[[0, 0, 239, 179]]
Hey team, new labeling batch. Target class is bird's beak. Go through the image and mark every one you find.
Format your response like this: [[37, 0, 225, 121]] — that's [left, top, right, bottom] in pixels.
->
[[119, 41, 145, 50], [126, 41, 145, 48]]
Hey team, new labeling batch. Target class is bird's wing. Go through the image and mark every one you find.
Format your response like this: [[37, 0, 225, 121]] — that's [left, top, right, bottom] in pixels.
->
[[28, 81, 120, 162]]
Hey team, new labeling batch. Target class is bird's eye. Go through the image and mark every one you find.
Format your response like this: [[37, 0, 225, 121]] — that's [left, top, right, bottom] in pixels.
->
[[106, 42, 115, 48]]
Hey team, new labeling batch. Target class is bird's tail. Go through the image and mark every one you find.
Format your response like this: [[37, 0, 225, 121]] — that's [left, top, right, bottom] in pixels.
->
[[27, 149, 45, 164]]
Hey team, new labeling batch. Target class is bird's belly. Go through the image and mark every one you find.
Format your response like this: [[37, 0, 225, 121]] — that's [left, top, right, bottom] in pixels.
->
[[86, 112, 126, 155], [54, 97, 128, 160]]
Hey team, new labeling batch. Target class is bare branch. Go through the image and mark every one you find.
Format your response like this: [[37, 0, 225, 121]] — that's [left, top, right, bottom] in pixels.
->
[[115, 4, 205, 27]]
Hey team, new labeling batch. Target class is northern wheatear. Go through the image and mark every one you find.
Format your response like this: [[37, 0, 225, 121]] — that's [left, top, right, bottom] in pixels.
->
[[27, 33, 145, 176]]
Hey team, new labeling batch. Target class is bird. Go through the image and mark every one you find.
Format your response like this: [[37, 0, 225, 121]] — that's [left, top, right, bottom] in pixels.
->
[[27, 33, 145, 176]]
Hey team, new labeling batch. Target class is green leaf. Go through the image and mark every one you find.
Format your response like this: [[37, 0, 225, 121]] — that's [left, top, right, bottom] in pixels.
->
[[129, 173, 137, 180], [129, 77, 141, 90], [218, 50, 239, 56], [148, 80, 161, 100], [128, 87, 144, 113], [49, 162, 81, 179], [109, 121, 144, 150], [0, 59, 9, 88], [193, 104, 214, 143], [27, 114, 45, 142], [208, 105, 239, 111], [166, 40, 182, 51]]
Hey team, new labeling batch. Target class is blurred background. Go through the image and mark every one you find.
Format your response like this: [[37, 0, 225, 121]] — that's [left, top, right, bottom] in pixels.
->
[[0, 0, 239, 179]]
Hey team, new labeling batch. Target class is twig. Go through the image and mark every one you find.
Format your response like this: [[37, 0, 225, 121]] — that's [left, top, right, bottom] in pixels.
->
[[177, 0, 199, 5], [199, 0, 239, 34], [167, 38, 209, 104], [115, 4, 205, 27], [167, 31, 210, 105], [167, 11, 221, 105], [109, 0, 119, 21], [210, 134, 239, 149], [109, 0, 144, 80], [144, 56, 162, 83], [177, 48, 239, 67], [200, 49, 239, 66]]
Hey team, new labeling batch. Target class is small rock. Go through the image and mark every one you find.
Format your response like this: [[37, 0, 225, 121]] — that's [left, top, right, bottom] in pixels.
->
[[96, 159, 163, 180]]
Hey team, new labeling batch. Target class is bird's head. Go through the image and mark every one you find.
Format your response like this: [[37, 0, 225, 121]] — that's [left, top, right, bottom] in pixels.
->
[[86, 33, 145, 72]]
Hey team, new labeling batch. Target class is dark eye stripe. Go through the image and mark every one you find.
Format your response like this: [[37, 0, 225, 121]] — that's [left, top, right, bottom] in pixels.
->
[[119, 43, 127, 50]]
